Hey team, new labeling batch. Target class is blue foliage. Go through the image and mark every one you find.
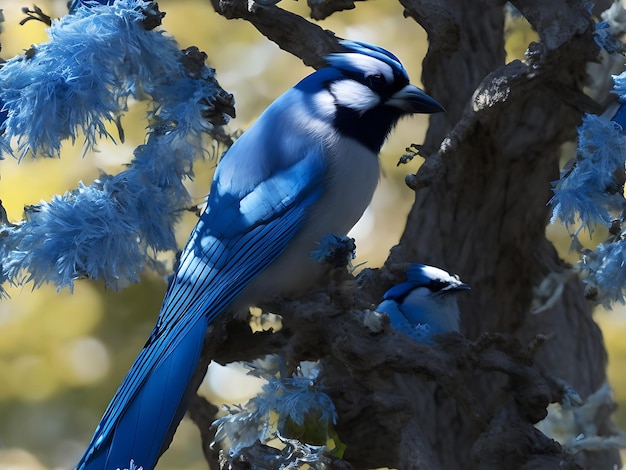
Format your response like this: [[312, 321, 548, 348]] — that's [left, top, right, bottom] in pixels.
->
[[594, 2, 626, 54], [309, 233, 356, 268], [117, 459, 143, 470], [613, 73, 626, 102], [255, 375, 337, 431], [2, 0, 143, 157], [0, 0, 234, 291], [550, 66, 626, 308], [213, 357, 338, 460], [594, 21, 626, 54], [69, 0, 118, 11], [0, 0, 230, 159], [550, 114, 626, 232], [580, 239, 626, 307], [2, 180, 147, 289]]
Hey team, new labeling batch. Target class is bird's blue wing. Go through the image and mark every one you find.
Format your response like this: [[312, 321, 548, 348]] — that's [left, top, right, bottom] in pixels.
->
[[376, 299, 433, 344], [77, 141, 327, 470], [383, 280, 418, 301]]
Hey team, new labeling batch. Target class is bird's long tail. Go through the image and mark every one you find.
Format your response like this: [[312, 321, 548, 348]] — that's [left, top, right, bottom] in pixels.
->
[[76, 312, 209, 470]]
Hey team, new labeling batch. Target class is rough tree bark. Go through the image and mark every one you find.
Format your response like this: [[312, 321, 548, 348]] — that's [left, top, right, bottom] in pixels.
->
[[389, 0, 620, 468], [185, 0, 622, 469]]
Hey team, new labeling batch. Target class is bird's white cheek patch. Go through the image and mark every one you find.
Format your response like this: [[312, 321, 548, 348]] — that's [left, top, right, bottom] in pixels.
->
[[330, 80, 380, 114], [313, 90, 337, 120]]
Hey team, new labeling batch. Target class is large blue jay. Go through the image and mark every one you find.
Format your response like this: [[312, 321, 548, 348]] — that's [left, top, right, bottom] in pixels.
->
[[76, 41, 443, 469], [376, 264, 470, 343]]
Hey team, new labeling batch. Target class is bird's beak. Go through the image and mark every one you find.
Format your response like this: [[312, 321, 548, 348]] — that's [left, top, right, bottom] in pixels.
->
[[444, 282, 471, 293], [387, 84, 445, 114]]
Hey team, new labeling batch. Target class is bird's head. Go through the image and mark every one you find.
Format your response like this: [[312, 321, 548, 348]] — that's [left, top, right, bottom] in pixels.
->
[[384, 264, 470, 302], [297, 40, 444, 153]]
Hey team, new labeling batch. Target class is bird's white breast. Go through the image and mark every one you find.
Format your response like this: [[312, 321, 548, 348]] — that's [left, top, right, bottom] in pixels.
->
[[402, 289, 461, 335], [238, 135, 381, 308]]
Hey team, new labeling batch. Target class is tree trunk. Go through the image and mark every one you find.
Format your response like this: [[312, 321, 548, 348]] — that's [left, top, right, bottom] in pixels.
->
[[385, 0, 620, 468]]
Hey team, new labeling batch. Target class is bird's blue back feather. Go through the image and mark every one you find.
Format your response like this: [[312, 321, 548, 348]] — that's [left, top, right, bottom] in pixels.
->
[[76, 39, 439, 470], [77, 107, 327, 470]]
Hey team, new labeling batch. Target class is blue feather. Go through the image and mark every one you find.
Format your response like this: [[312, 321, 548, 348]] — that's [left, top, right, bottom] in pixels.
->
[[77, 100, 327, 469]]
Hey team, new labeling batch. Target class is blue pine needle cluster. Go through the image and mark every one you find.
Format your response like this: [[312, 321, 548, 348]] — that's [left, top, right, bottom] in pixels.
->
[[213, 357, 338, 464], [0, 0, 235, 293]]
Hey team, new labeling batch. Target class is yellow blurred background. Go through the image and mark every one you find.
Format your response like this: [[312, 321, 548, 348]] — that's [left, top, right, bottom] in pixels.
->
[[0, 1, 624, 469]]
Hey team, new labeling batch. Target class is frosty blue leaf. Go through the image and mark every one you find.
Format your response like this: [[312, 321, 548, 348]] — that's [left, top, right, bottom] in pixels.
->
[[244, 355, 289, 380], [2, 179, 146, 289], [0, 0, 235, 291], [0, 0, 232, 158], [549, 69, 626, 310], [580, 239, 626, 307], [594, 12, 626, 54], [272, 434, 337, 469], [1, 125, 206, 290], [216, 434, 337, 469], [116, 459, 143, 470], [309, 233, 356, 269], [69, 0, 118, 11], [550, 113, 626, 232], [0, 0, 147, 157], [256, 375, 337, 430], [593, 0, 626, 55], [214, 405, 270, 456], [213, 358, 338, 458]]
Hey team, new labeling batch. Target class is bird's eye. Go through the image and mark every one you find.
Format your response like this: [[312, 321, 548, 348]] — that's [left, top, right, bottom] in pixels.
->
[[366, 73, 386, 89], [429, 279, 448, 292]]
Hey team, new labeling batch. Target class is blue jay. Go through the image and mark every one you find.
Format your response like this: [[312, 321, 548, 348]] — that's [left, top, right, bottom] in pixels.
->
[[76, 41, 443, 469], [376, 264, 470, 343]]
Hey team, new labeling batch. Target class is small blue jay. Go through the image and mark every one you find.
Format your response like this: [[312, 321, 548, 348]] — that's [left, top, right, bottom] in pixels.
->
[[376, 264, 470, 343], [76, 41, 443, 469]]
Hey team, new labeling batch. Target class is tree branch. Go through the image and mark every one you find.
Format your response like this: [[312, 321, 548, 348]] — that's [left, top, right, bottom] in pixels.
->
[[389, 0, 620, 467], [209, 0, 342, 68], [187, 275, 582, 469], [307, 0, 363, 21]]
